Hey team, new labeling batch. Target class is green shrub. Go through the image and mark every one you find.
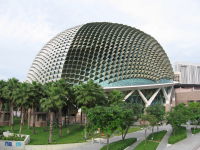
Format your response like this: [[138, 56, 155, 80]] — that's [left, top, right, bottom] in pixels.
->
[[134, 130, 167, 150], [191, 128, 200, 134], [100, 138, 137, 150], [134, 140, 159, 150], [168, 126, 187, 144], [0, 133, 25, 141], [147, 130, 167, 141]]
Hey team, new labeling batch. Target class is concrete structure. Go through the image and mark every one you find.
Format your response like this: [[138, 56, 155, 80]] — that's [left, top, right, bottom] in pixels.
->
[[174, 62, 200, 84], [0, 111, 10, 126], [27, 22, 174, 108], [0, 131, 30, 150], [174, 63, 200, 105], [174, 84, 200, 105]]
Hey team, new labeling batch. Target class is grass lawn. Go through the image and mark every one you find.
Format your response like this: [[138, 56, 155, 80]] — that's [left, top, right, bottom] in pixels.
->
[[168, 126, 187, 144], [134, 130, 167, 150], [1, 123, 85, 145], [134, 140, 159, 150], [191, 128, 200, 134], [147, 130, 167, 141], [100, 138, 137, 150]]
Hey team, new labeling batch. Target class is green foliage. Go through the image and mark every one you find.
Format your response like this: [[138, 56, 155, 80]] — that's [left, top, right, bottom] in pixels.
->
[[141, 114, 158, 127], [100, 138, 137, 150], [2, 78, 20, 103], [146, 105, 165, 124], [15, 82, 31, 108], [147, 130, 167, 141], [191, 128, 200, 134], [134, 130, 166, 150], [0, 133, 25, 141], [168, 126, 187, 144], [117, 103, 143, 140], [40, 79, 69, 112], [0, 80, 7, 102], [166, 104, 189, 130], [28, 81, 46, 108], [74, 80, 106, 109], [1, 124, 85, 144], [87, 105, 121, 137], [134, 140, 159, 150], [188, 102, 200, 125], [107, 90, 124, 105]]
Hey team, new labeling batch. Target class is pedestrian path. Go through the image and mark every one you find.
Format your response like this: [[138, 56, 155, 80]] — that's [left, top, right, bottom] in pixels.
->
[[156, 125, 172, 150], [164, 131, 200, 150], [125, 128, 152, 150], [125, 125, 170, 150], [187, 125, 192, 137]]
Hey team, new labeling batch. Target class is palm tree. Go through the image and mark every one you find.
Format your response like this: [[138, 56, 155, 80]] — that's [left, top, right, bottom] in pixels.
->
[[0, 80, 6, 111], [53, 79, 70, 137], [2, 78, 20, 129], [40, 79, 68, 143], [107, 90, 124, 106], [74, 80, 106, 109], [28, 81, 45, 133], [15, 82, 31, 134], [73, 80, 107, 139]]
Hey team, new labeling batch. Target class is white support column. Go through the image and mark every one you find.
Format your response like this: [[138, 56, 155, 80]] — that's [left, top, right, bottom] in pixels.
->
[[138, 88, 161, 107], [124, 90, 135, 101], [137, 90, 148, 106], [148, 88, 161, 106], [162, 87, 173, 111], [162, 87, 172, 105]]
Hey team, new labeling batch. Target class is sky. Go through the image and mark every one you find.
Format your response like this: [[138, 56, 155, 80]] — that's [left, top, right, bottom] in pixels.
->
[[0, 0, 200, 81]]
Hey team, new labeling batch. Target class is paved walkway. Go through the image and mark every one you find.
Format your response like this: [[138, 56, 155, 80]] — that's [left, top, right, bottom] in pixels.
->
[[156, 125, 172, 150], [163, 128, 200, 150], [125, 127, 152, 150]]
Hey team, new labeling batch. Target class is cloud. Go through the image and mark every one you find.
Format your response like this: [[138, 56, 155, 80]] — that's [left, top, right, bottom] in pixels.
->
[[0, 2, 58, 44], [107, 0, 200, 44], [0, 0, 200, 80]]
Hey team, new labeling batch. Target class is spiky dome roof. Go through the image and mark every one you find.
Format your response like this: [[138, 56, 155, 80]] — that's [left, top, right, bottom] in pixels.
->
[[27, 22, 174, 87]]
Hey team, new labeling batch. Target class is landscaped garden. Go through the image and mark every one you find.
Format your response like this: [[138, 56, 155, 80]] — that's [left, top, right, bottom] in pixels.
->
[[168, 126, 187, 144], [134, 130, 167, 150], [100, 138, 137, 150], [191, 127, 200, 134], [0, 120, 85, 144], [0, 78, 200, 150]]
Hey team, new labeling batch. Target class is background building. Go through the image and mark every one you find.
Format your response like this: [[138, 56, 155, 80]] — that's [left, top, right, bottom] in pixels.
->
[[174, 62, 200, 105], [174, 62, 200, 84], [27, 22, 175, 109]]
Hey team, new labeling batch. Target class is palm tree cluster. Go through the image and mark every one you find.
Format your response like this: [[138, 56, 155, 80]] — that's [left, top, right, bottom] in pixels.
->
[[0, 78, 125, 143]]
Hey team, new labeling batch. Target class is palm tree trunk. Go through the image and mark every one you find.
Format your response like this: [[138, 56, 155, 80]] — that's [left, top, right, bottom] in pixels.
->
[[49, 111, 54, 143], [19, 107, 24, 134], [106, 135, 110, 150], [84, 114, 87, 140], [9, 102, 14, 130], [59, 109, 62, 137], [32, 105, 36, 134], [81, 110, 82, 124], [64, 110, 67, 127], [28, 108, 31, 129], [67, 106, 70, 125], [0, 100, 2, 111]]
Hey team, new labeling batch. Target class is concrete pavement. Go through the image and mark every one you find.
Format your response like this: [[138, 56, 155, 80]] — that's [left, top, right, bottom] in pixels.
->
[[156, 125, 172, 150], [163, 129, 200, 150]]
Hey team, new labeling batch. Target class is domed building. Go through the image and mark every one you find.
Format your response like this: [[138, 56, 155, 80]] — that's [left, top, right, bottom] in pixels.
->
[[27, 22, 175, 109]]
